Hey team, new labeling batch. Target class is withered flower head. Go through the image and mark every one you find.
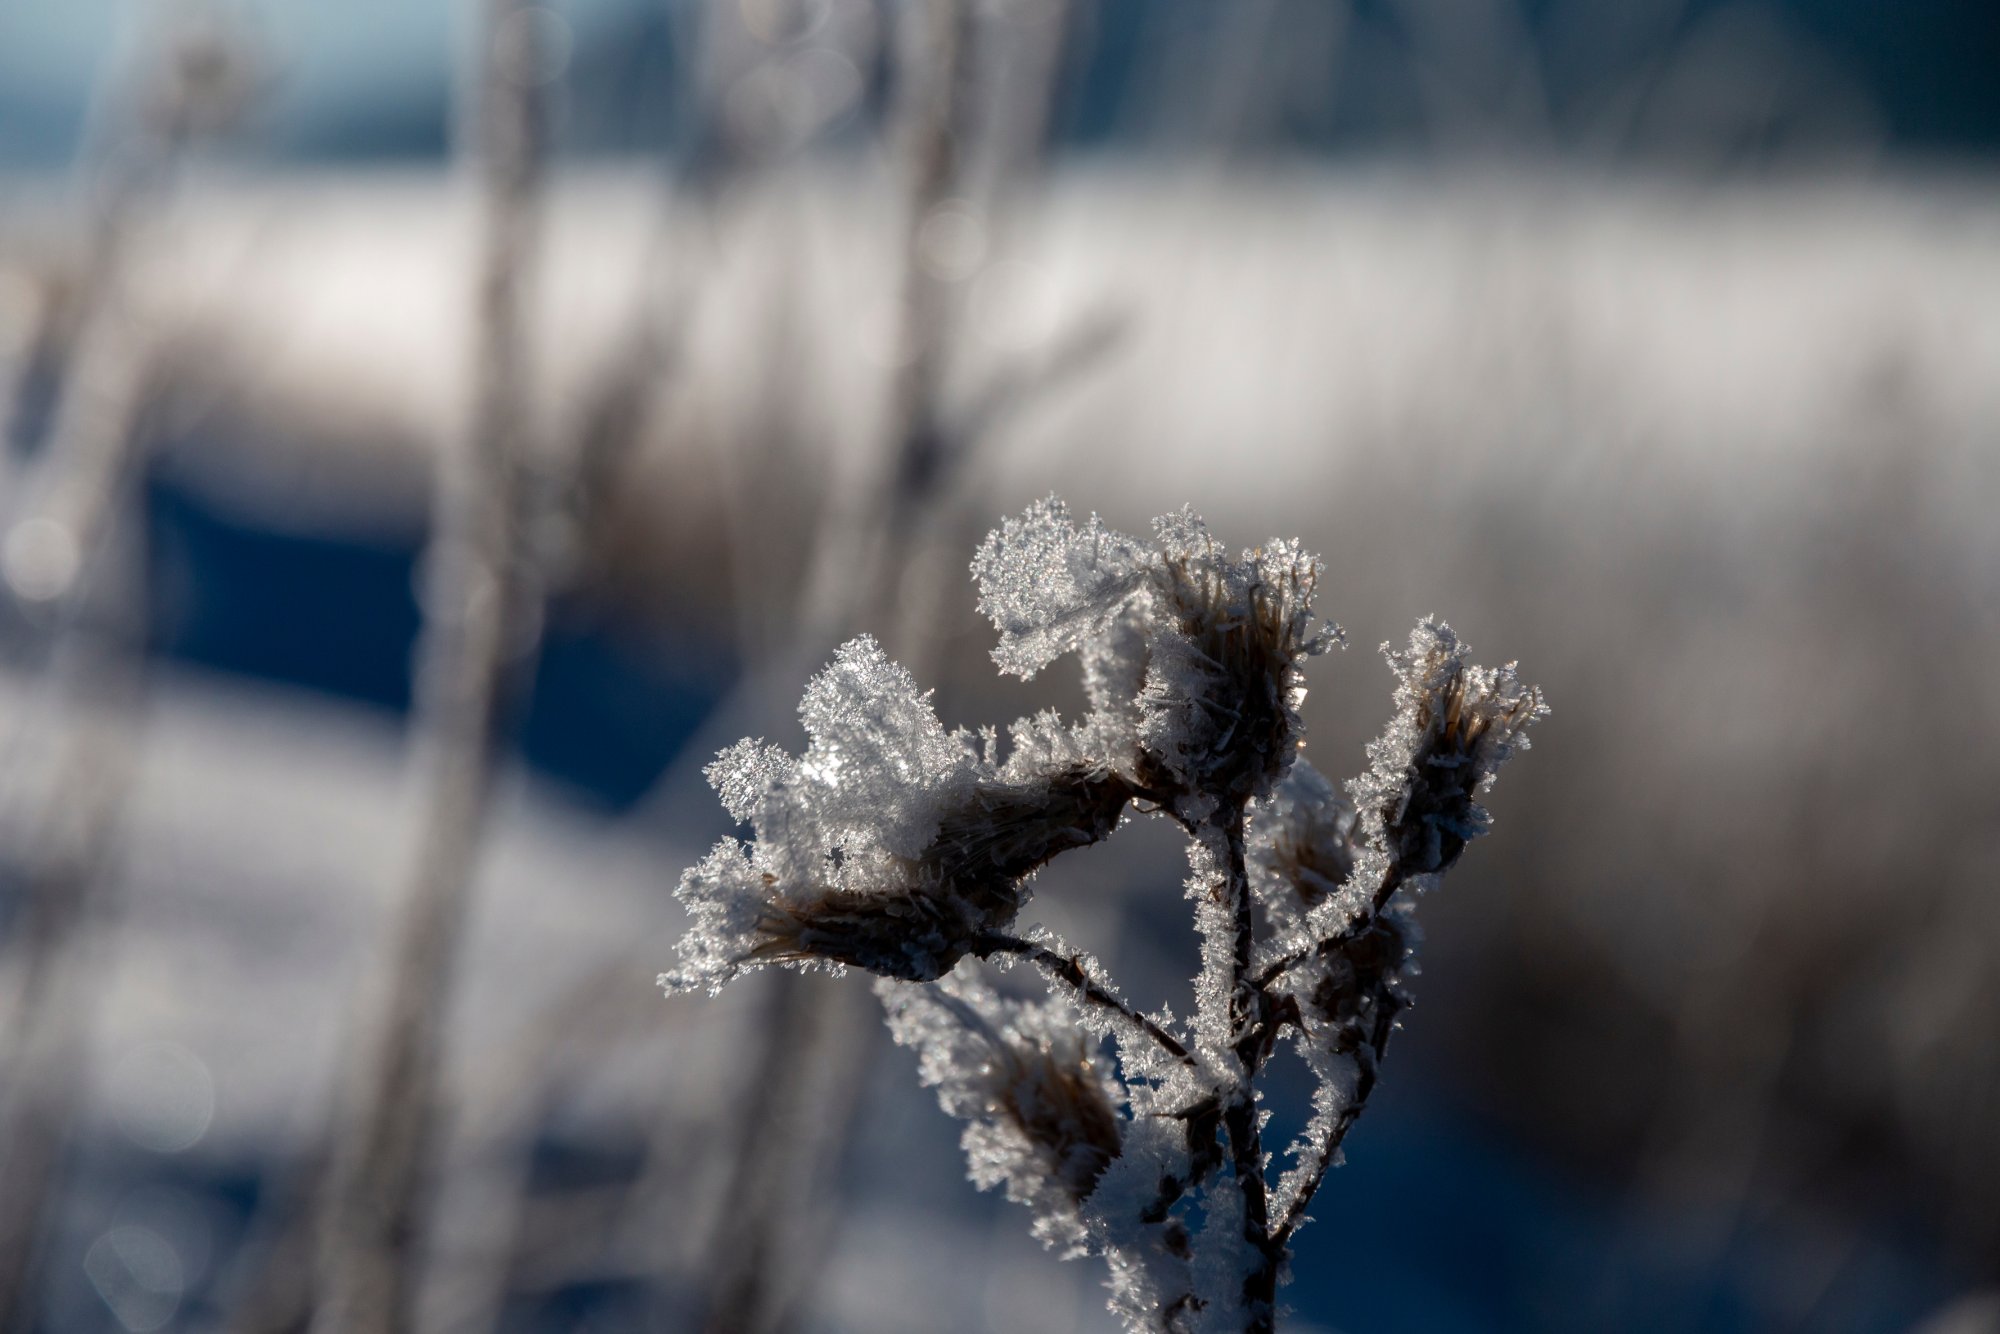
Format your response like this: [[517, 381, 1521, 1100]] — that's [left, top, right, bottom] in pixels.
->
[[880, 974, 1126, 1254], [993, 1034, 1125, 1201], [732, 767, 1135, 982], [970, 497, 1340, 815], [1351, 618, 1547, 893], [1139, 514, 1340, 806], [1307, 912, 1412, 1043], [1249, 758, 1359, 920], [662, 636, 1138, 993]]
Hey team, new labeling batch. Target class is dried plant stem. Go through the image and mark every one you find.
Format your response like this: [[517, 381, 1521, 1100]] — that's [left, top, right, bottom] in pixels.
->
[[0, 280, 54, 479], [794, 0, 977, 649], [694, 5, 982, 1329], [0, 286, 156, 1330], [308, 2, 544, 1329], [972, 932, 1193, 1065], [1217, 809, 1284, 1334], [0, 692, 141, 1327], [877, 0, 974, 537], [1273, 996, 1399, 1246], [308, 613, 514, 1331], [698, 979, 846, 1334]]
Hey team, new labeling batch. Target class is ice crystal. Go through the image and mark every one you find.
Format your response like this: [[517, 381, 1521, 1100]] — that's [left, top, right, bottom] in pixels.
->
[[665, 501, 1545, 1333], [971, 496, 1150, 681]]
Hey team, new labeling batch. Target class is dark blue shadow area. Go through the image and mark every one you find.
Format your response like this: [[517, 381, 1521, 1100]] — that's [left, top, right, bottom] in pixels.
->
[[1047, 0, 2000, 155], [146, 479, 425, 712], [497, 1279, 655, 1334], [35, 1146, 265, 1334], [145, 472, 732, 811], [518, 620, 729, 810], [1281, 1075, 1963, 1334], [522, 1121, 650, 1197]]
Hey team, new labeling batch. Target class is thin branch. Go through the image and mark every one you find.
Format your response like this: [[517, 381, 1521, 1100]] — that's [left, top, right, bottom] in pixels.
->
[[307, 1, 547, 1328], [0, 676, 142, 1327], [1251, 851, 1410, 993], [693, 4, 987, 1329], [1273, 995, 1401, 1246], [0, 168, 163, 1334], [973, 931, 1193, 1065], [950, 301, 1130, 451], [1218, 809, 1281, 1334], [879, 0, 978, 525]]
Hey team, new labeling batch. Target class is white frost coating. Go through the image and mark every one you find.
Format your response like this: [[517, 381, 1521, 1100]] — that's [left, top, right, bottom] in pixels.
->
[[662, 636, 985, 994], [1295, 617, 1547, 956], [1185, 829, 1242, 1068], [706, 738, 796, 824], [877, 971, 1125, 1256], [1269, 1050, 1360, 1229], [794, 636, 979, 859], [1248, 759, 1360, 959], [1010, 927, 1156, 1049], [666, 501, 1545, 1332], [971, 495, 1150, 680], [1186, 1177, 1251, 1334]]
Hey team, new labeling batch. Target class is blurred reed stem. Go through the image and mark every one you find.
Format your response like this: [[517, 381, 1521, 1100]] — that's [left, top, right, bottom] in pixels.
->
[[694, 4, 984, 1329], [0, 10, 224, 1312], [0, 354, 153, 1331], [307, 1, 547, 1328]]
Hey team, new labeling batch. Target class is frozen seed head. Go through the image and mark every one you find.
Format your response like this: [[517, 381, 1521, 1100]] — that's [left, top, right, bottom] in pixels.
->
[[1279, 619, 1545, 1056], [1350, 618, 1548, 892], [880, 974, 1124, 1251], [993, 1036, 1125, 1201], [731, 767, 1136, 981], [668, 765, 1137, 989], [972, 497, 1339, 809], [663, 633, 1140, 993], [663, 635, 972, 991], [1305, 911, 1411, 1039], [1249, 759, 1359, 930], [1140, 515, 1339, 806]]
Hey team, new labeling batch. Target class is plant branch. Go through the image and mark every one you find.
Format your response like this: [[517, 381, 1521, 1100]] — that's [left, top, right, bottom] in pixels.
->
[[972, 932, 1193, 1065], [1273, 994, 1401, 1245], [1251, 852, 1409, 993], [951, 302, 1129, 451], [308, 2, 546, 1327], [1219, 809, 1282, 1334]]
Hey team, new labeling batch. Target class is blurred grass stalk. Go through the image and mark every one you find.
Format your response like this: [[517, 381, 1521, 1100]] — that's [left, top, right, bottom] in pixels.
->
[[687, 0, 1126, 1325], [0, 7, 247, 1319], [307, 0, 551, 1328], [0, 314, 156, 1333], [691, 1, 985, 1325]]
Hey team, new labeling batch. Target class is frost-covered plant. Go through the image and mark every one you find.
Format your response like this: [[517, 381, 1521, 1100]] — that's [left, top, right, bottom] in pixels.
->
[[663, 497, 1546, 1332]]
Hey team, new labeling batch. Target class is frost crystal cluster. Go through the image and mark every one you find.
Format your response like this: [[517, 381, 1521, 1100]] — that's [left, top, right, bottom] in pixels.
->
[[663, 497, 1546, 1333]]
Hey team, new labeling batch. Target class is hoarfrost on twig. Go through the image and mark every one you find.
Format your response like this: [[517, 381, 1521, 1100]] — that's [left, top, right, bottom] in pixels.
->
[[665, 498, 1545, 1332]]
